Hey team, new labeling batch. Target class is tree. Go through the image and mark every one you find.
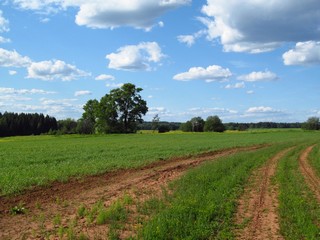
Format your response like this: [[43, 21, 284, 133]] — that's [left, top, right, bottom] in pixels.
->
[[81, 99, 99, 134], [204, 115, 225, 132], [302, 117, 320, 130], [190, 117, 205, 132], [152, 114, 160, 132], [97, 83, 148, 133]]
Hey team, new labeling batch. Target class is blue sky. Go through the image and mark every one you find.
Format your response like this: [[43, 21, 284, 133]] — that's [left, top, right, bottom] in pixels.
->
[[0, 0, 319, 122]]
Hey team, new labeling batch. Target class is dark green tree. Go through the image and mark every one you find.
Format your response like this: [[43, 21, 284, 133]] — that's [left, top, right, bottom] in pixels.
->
[[97, 83, 148, 133], [204, 115, 225, 132], [81, 99, 99, 134], [302, 117, 320, 130], [190, 117, 205, 132]]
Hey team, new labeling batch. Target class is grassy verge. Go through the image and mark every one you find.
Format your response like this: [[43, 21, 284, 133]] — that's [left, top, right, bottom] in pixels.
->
[[276, 145, 320, 239], [137, 144, 292, 239]]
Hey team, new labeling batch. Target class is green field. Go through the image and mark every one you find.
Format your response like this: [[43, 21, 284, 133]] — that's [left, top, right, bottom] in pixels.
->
[[0, 130, 319, 196]]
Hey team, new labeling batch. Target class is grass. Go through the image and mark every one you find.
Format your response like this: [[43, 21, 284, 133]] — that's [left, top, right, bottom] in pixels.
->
[[277, 145, 320, 239], [309, 144, 320, 177], [1, 130, 319, 196], [137, 143, 293, 239]]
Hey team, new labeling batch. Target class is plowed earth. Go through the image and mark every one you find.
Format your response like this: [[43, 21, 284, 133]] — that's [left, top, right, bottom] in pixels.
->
[[235, 147, 294, 240], [0, 145, 265, 239]]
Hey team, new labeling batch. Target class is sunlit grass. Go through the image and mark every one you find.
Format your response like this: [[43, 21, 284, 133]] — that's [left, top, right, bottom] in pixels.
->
[[277, 145, 320, 239], [137, 144, 293, 239], [0, 131, 319, 195]]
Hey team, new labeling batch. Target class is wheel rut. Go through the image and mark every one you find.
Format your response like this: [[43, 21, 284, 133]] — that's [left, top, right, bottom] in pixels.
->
[[299, 145, 320, 202], [235, 147, 294, 240]]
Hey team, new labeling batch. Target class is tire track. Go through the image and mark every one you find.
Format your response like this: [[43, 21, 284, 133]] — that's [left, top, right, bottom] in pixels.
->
[[235, 147, 294, 240], [299, 145, 320, 202]]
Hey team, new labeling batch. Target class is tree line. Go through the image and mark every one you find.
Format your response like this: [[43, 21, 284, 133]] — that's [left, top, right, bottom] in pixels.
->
[[0, 112, 57, 137], [0, 83, 319, 136]]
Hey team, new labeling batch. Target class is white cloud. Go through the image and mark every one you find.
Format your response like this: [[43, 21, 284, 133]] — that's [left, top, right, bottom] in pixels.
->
[[0, 10, 9, 33], [0, 87, 56, 95], [95, 74, 115, 81], [177, 30, 206, 47], [225, 82, 245, 89], [9, 70, 17, 75], [106, 42, 164, 71], [177, 35, 196, 47], [246, 106, 280, 114], [12, 0, 190, 30], [73, 0, 190, 30], [237, 70, 278, 82], [283, 41, 320, 66], [0, 48, 32, 67], [173, 65, 232, 82], [0, 36, 11, 43], [74, 90, 92, 97], [27, 59, 90, 81], [200, 1, 320, 53], [246, 90, 254, 94], [106, 83, 124, 88]]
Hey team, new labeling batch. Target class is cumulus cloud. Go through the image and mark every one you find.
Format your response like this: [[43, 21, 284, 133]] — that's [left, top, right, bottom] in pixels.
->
[[27, 59, 90, 81], [106, 42, 164, 71], [246, 106, 280, 114], [200, 0, 320, 53], [173, 65, 232, 82], [237, 70, 278, 82], [95, 74, 115, 81], [283, 41, 320, 66], [0, 48, 32, 67], [225, 82, 245, 89], [12, 0, 190, 30], [74, 90, 92, 97]]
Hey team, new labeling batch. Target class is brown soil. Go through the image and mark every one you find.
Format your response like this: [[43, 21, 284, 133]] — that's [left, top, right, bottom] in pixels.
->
[[235, 147, 294, 240], [0, 145, 265, 240], [299, 145, 320, 202]]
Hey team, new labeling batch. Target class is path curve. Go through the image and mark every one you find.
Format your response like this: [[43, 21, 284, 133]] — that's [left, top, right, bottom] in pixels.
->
[[0, 145, 266, 239], [299, 145, 320, 202], [235, 147, 294, 240]]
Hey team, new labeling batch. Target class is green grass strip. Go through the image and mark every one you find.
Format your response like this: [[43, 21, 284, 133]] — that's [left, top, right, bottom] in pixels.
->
[[138, 144, 292, 240], [277, 145, 320, 239], [309, 144, 320, 177]]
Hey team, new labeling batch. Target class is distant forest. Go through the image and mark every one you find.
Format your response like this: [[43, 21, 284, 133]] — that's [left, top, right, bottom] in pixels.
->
[[0, 111, 304, 137], [0, 112, 58, 137]]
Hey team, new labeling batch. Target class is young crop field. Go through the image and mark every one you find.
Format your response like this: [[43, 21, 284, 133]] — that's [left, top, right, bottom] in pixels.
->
[[0, 130, 319, 239]]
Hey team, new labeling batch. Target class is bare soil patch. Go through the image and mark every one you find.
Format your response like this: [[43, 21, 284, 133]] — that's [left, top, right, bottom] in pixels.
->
[[299, 145, 320, 202], [235, 147, 293, 240], [0, 145, 265, 239]]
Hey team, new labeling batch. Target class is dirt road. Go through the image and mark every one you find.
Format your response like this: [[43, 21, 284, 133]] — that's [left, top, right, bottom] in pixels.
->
[[235, 147, 294, 240]]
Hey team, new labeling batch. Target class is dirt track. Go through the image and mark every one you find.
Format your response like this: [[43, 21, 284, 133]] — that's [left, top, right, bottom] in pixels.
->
[[299, 145, 320, 202], [235, 147, 293, 240], [0, 145, 265, 239]]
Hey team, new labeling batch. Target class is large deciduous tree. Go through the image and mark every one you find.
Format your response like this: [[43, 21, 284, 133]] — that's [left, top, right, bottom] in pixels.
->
[[86, 83, 148, 133], [204, 115, 225, 132]]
